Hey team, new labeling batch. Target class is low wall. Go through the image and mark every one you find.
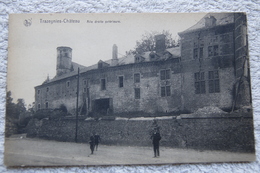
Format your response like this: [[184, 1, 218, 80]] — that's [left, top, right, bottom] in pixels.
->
[[26, 113, 255, 153]]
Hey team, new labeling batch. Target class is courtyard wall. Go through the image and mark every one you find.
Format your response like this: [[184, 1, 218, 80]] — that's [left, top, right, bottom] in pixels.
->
[[26, 113, 255, 153]]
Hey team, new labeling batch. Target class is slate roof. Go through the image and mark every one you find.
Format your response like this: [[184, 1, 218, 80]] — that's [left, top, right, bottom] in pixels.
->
[[39, 46, 181, 86], [179, 13, 234, 35], [118, 47, 180, 64]]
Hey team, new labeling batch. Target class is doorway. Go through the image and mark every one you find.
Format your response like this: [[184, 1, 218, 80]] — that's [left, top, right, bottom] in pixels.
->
[[93, 98, 111, 115]]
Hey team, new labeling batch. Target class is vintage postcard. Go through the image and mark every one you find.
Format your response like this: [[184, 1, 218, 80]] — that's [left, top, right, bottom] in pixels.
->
[[5, 13, 255, 166]]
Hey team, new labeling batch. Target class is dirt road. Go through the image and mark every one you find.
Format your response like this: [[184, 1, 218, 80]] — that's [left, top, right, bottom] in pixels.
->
[[4, 135, 255, 167]]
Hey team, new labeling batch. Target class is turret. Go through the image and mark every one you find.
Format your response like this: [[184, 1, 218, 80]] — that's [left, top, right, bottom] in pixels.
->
[[56, 47, 72, 76]]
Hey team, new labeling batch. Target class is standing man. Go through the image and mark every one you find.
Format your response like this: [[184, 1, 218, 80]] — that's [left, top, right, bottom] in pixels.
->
[[89, 133, 95, 154], [151, 129, 161, 158], [94, 133, 101, 151]]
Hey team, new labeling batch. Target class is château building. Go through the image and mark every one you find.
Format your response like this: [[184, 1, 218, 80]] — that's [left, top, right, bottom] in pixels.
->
[[34, 13, 251, 116]]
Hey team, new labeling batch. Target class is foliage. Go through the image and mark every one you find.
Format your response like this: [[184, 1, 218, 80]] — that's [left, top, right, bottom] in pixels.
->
[[33, 109, 51, 120], [5, 91, 28, 136], [6, 91, 26, 120], [6, 91, 18, 119], [16, 98, 26, 115], [18, 111, 33, 127], [59, 104, 68, 114], [27, 102, 35, 114], [33, 104, 68, 120]]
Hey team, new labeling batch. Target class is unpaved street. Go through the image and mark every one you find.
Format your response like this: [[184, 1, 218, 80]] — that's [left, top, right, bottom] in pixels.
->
[[4, 135, 255, 167]]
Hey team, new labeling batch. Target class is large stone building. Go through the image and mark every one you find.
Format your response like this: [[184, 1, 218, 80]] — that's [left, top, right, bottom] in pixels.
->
[[34, 13, 251, 116]]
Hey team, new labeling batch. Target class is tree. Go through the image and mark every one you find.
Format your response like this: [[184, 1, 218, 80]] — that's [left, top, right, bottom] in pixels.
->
[[5, 91, 18, 137], [16, 99, 26, 115], [6, 91, 18, 119], [133, 30, 179, 55], [28, 102, 35, 114], [6, 92, 27, 124], [6, 91, 31, 135]]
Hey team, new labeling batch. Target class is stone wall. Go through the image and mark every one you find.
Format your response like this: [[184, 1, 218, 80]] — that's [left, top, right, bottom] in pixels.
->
[[181, 68, 236, 111], [87, 59, 182, 114], [35, 59, 182, 115], [26, 113, 255, 153], [35, 74, 80, 115], [179, 22, 236, 112]]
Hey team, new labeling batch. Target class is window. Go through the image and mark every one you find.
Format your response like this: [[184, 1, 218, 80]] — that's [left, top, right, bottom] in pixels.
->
[[135, 56, 144, 63], [67, 81, 70, 88], [135, 88, 140, 99], [46, 87, 49, 92], [208, 45, 218, 57], [208, 70, 220, 93], [161, 87, 166, 97], [160, 69, 171, 97], [134, 73, 140, 83], [45, 102, 49, 109], [38, 104, 41, 110], [166, 86, 171, 96], [213, 45, 219, 56], [37, 89, 40, 95], [194, 47, 204, 59], [160, 69, 170, 80], [208, 46, 213, 56], [98, 62, 103, 69], [194, 72, 206, 94], [83, 80, 87, 85], [199, 47, 203, 59], [101, 78, 106, 90], [161, 86, 171, 97], [193, 48, 198, 59], [83, 88, 87, 93], [119, 76, 124, 88]]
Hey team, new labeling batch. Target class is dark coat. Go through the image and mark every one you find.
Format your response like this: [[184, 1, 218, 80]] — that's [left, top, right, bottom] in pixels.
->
[[94, 135, 101, 144], [89, 135, 95, 145], [151, 132, 161, 145]]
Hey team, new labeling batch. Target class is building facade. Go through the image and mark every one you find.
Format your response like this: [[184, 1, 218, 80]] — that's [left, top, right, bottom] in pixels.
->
[[35, 13, 251, 116]]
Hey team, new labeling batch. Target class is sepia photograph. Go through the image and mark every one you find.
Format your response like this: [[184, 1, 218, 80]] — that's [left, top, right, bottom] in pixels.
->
[[4, 13, 255, 166]]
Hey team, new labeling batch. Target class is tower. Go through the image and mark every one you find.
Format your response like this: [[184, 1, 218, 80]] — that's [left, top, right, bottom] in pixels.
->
[[56, 47, 72, 76]]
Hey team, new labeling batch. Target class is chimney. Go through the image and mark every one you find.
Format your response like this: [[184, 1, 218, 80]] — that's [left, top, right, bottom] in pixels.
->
[[136, 47, 144, 55], [111, 44, 118, 66], [155, 34, 166, 54], [205, 16, 216, 27]]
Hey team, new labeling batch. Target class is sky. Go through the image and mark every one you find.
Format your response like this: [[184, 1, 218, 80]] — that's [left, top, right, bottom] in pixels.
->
[[7, 13, 206, 107]]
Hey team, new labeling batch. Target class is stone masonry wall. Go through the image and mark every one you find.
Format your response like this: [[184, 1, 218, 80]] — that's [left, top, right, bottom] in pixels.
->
[[27, 114, 255, 153], [180, 23, 236, 112], [35, 59, 182, 115], [87, 60, 182, 114]]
